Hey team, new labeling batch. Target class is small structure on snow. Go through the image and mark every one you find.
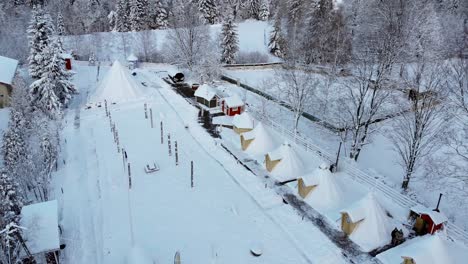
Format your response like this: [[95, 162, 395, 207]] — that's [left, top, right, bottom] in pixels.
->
[[221, 95, 244, 116], [89, 60, 144, 104], [265, 142, 305, 183], [240, 122, 278, 156], [377, 234, 468, 264], [409, 205, 448, 235], [62, 53, 73, 70], [340, 193, 394, 251], [127, 54, 138, 70], [20, 200, 60, 263], [195, 84, 220, 108], [298, 163, 342, 203], [0, 55, 19, 108], [232, 111, 255, 134]]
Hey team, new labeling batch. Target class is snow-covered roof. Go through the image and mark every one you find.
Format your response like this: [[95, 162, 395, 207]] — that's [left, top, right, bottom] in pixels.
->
[[127, 54, 138, 62], [243, 122, 278, 155], [303, 165, 345, 209], [194, 84, 219, 101], [62, 53, 73, 59], [232, 111, 255, 129], [410, 205, 448, 225], [0, 55, 19, 85], [267, 143, 305, 182], [127, 246, 153, 264], [89, 60, 144, 104], [20, 200, 60, 255], [223, 95, 244, 108], [341, 193, 395, 251], [377, 234, 468, 264]]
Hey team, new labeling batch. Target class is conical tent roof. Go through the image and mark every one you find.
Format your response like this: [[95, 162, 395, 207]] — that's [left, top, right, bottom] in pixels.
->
[[232, 111, 255, 129], [268, 143, 305, 182], [341, 193, 394, 251], [89, 61, 144, 104], [243, 122, 278, 156], [303, 165, 344, 208]]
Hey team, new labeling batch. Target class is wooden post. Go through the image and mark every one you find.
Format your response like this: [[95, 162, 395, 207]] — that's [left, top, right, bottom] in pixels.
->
[[168, 134, 172, 156], [175, 141, 179, 165], [332, 142, 342, 173], [191, 161, 194, 188], [144, 103, 148, 119], [150, 108, 153, 128], [128, 163, 132, 189], [160, 121, 164, 144], [122, 148, 126, 170], [104, 100, 108, 116]]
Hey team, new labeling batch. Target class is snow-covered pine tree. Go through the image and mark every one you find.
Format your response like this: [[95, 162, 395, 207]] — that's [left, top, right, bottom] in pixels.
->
[[220, 16, 239, 64], [108, 11, 118, 31], [27, 6, 55, 79], [56, 12, 65, 36], [116, 0, 130, 32], [153, 0, 169, 29], [1, 110, 27, 178], [89, 52, 96, 66], [259, 0, 270, 21], [268, 13, 285, 57], [246, 0, 261, 20], [29, 44, 63, 118], [130, 0, 149, 31], [198, 0, 219, 25]]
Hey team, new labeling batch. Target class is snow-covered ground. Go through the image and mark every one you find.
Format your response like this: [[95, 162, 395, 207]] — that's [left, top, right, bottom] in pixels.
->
[[53, 63, 351, 264], [0, 108, 10, 166]]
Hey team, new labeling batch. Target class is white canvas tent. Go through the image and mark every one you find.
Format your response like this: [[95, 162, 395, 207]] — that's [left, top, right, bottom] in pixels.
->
[[302, 165, 345, 209], [267, 143, 305, 182], [89, 60, 144, 104], [232, 111, 255, 130], [242, 122, 279, 156], [340, 193, 394, 251], [377, 234, 468, 264]]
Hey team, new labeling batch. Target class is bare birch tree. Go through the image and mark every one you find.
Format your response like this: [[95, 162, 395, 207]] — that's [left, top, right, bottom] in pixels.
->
[[389, 62, 448, 189]]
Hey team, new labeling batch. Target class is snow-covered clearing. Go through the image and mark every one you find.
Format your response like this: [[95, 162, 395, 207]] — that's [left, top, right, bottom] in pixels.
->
[[53, 63, 350, 264]]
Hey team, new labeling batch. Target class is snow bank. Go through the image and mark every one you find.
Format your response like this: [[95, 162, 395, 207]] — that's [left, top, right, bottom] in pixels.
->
[[377, 234, 468, 264], [243, 122, 279, 156], [340, 193, 395, 251], [89, 61, 144, 104], [267, 143, 305, 182], [232, 111, 255, 129]]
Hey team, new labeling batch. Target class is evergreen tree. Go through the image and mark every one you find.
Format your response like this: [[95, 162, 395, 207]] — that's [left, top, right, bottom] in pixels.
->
[[108, 10, 118, 31], [1, 110, 27, 178], [198, 0, 219, 25], [27, 6, 55, 79], [259, 0, 270, 21], [130, 0, 149, 31], [56, 12, 65, 36], [50, 38, 76, 106], [220, 16, 239, 64], [116, 0, 130, 32], [247, 0, 261, 20], [153, 0, 169, 29], [268, 13, 285, 57], [29, 44, 63, 118]]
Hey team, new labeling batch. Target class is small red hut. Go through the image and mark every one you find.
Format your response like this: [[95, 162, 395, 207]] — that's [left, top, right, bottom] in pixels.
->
[[63, 53, 73, 70], [222, 95, 244, 116], [410, 205, 448, 235]]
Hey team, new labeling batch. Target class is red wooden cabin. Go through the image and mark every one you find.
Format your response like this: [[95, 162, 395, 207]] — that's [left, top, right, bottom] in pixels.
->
[[63, 54, 73, 70], [410, 205, 448, 235], [222, 96, 244, 116]]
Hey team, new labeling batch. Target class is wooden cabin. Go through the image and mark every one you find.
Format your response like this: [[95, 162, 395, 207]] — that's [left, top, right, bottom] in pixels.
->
[[62, 53, 73, 70], [0, 56, 19, 108], [221, 95, 244, 116], [20, 200, 61, 264], [195, 84, 220, 108], [409, 205, 448, 235]]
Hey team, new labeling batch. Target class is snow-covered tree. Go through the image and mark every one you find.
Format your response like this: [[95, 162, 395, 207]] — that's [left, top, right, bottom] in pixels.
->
[[56, 12, 66, 36], [220, 16, 239, 64], [268, 13, 285, 58], [27, 6, 55, 79], [246, 0, 260, 19], [258, 0, 269, 21], [129, 0, 149, 31], [153, 0, 169, 29], [198, 0, 219, 24], [116, 0, 130, 32], [29, 45, 63, 118], [108, 10, 118, 31], [89, 52, 96, 66], [1, 110, 27, 179]]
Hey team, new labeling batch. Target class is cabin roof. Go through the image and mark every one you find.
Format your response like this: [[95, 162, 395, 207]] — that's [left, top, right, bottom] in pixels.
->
[[0, 55, 19, 85], [410, 205, 448, 225]]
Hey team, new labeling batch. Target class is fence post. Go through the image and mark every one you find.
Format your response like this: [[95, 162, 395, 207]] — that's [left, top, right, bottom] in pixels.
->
[[128, 163, 132, 189], [168, 134, 172, 156], [160, 121, 164, 144], [175, 141, 179, 166], [150, 108, 153, 128], [144, 103, 148, 119], [191, 161, 194, 188]]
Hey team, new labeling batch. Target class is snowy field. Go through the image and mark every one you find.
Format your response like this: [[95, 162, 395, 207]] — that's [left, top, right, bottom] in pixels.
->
[[52, 63, 351, 264]]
